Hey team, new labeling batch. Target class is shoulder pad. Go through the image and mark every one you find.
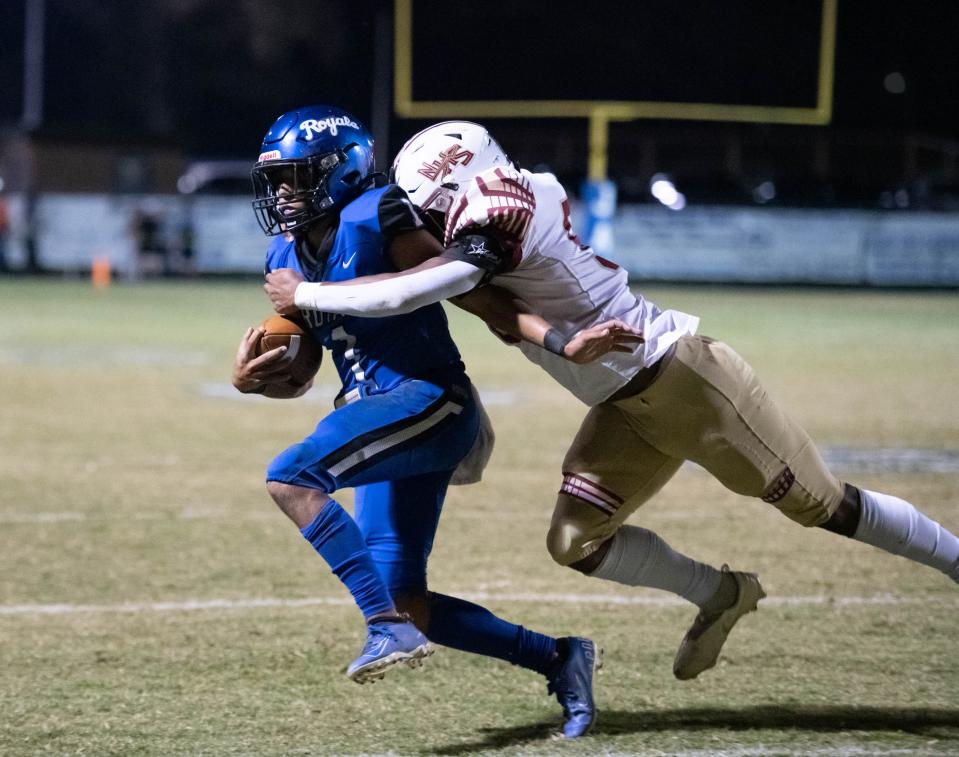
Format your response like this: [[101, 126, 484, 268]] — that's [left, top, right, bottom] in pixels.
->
[[444, 167, 536, 254], [377, 184, 425, 241]]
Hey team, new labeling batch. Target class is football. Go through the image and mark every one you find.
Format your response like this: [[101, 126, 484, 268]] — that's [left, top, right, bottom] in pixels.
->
[[256, 314, 323, 387]]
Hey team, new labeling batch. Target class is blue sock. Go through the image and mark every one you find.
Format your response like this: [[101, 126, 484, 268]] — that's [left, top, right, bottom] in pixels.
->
[[427, 592, 558, 676], [300, 500, 395, 621]]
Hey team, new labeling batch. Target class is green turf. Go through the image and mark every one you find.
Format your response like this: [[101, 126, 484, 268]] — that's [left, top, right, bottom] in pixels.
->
[[1, 279, 957, 756]]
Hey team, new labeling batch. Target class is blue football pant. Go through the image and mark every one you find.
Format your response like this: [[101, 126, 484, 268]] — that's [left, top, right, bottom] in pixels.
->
[[269, 379, 558, 673], [268, 378, 479, 593]]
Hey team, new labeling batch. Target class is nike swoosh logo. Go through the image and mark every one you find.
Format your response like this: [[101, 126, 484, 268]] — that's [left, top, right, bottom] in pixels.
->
[[342, 251, 358, 268], [367, 637, 390, 656]]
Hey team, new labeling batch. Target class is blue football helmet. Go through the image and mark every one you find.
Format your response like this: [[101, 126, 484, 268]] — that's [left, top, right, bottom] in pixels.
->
[[251, 105, 375, 236]]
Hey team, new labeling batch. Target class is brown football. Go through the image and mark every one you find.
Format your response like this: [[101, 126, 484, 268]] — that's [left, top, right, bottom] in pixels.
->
[[256, 314, 323, 386]]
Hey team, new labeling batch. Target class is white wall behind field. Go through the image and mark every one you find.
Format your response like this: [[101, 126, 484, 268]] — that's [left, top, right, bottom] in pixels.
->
[[603, 204, 959, 286], [2, 193, 958, 286], [1, 193, 264, 276]]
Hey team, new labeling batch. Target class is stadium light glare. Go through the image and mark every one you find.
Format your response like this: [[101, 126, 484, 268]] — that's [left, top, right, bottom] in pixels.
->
[[650, 174, 685, 210], [753, 181, 776, 203], [650, 175, 677, 203], [177, 176, 198, 194], [883, 72, 907, 95]]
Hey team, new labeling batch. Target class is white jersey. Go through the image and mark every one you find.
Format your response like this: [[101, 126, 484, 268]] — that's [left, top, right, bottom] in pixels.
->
[[445, 166, 699, 406]]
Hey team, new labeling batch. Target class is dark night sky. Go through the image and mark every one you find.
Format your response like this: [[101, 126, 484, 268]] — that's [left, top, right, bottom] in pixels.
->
[[1, 0, 957, 158], [412, 1, 823, 107]]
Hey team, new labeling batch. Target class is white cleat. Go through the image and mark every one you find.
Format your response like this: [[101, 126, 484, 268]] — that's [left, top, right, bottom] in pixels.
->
[[673, 566, 766, 681]]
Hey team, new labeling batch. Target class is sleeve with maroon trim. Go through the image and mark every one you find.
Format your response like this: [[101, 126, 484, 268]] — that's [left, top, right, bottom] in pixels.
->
[[377, 184, 425, 244], [444, 166, 535, 274]]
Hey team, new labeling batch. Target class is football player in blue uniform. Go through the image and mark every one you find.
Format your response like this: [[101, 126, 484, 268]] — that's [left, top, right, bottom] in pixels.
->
[[231, 105, 600, 738]]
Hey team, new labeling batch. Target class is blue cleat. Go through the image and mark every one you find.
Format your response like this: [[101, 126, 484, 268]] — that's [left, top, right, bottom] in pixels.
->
[[547, 637, 603, 738], [346, 617, 434, 684]]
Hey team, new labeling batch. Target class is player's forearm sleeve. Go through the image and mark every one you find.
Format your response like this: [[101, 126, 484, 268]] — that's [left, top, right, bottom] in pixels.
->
[[293, 260, 484, 317]]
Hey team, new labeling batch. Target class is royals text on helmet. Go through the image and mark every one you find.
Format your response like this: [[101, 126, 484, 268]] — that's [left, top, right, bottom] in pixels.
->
[[251, 105, 375, 236], [390, 121, 510, 214]]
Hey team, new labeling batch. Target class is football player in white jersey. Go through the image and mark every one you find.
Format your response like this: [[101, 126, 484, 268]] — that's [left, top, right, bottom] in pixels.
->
[[264, 122, 959, 681]]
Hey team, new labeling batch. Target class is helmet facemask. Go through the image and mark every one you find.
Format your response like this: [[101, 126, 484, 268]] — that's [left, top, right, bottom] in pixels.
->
[[251, 151, 346, 236], [252, 105, 375, 236]]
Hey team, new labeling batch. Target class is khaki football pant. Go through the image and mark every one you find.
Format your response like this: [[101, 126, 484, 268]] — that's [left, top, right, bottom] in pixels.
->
[[547, 335, 845, 565]]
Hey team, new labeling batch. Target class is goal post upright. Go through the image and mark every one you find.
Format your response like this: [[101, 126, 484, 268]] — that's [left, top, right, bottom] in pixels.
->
[[392, 0, 836, 247]]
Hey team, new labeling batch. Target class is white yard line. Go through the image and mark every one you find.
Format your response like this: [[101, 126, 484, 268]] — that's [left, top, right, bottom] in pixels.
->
[[0, 511, 89, 523], [1, 591, 953, 617]]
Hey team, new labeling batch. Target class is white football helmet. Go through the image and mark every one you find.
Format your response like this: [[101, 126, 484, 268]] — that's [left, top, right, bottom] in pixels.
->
[[390, 121, 511, 213]]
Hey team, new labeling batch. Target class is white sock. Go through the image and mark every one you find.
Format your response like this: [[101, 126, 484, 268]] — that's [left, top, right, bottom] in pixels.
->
[[589, 525, 723, 606], [856, 489, 959, 582]]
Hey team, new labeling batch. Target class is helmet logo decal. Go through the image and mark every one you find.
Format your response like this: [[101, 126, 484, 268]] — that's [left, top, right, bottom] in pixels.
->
[[300, 116, 360, 140], [258, 150, 281, 162], [418, 144, 474, 182]]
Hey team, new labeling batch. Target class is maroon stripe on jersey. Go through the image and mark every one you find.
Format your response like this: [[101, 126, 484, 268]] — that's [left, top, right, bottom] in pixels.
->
[[444, 194, 470, 246], [445, 171, 535, 264], [490, 207, 532, 240], [477, 174, 536, 206], [595, 255, 620, 270]]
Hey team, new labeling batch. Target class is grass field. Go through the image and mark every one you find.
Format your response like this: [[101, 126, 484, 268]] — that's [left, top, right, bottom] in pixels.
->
[[1, 279, 958, 757]]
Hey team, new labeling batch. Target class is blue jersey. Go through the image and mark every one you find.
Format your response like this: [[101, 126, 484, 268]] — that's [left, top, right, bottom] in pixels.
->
[[265, 182, 465, 403]]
